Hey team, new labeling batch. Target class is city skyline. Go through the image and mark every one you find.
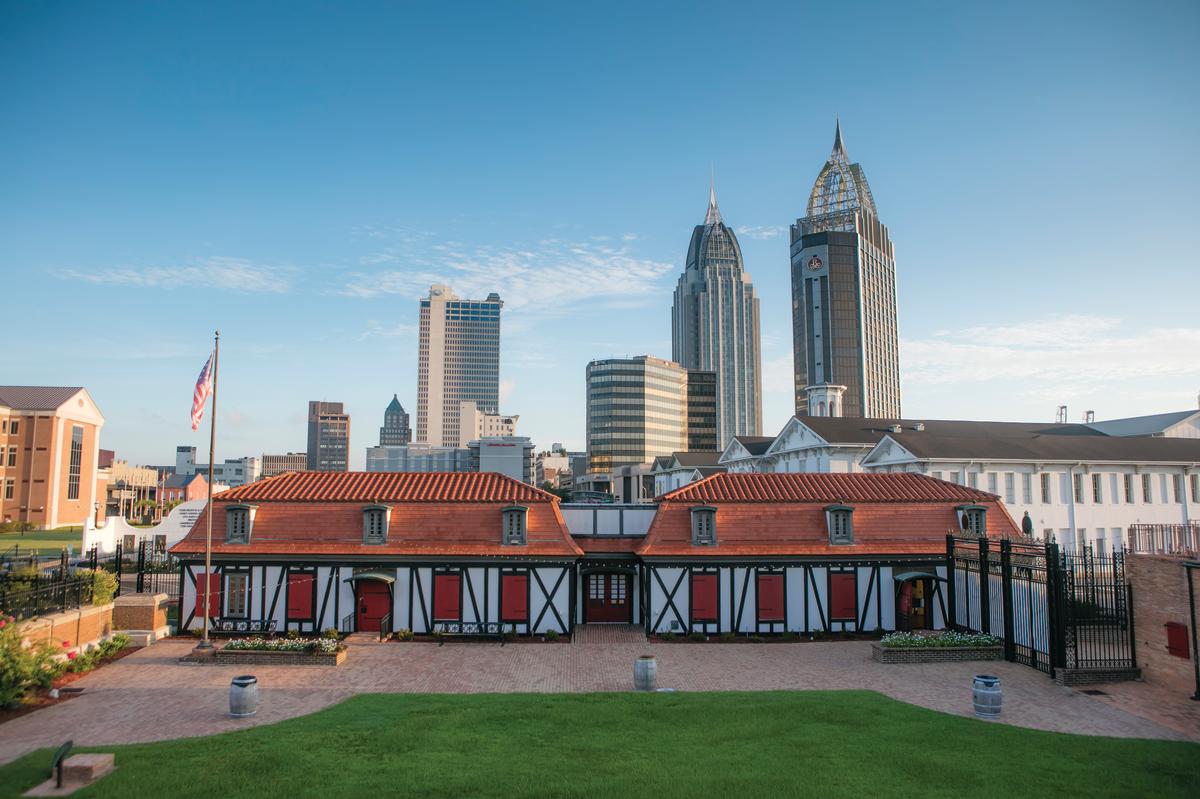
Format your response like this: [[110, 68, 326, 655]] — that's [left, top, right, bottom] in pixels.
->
[[2, 2, 1199, 468]]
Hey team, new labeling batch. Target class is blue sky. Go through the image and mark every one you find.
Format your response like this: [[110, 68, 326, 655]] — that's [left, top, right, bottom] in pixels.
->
[[2, 1, 1198, 468]]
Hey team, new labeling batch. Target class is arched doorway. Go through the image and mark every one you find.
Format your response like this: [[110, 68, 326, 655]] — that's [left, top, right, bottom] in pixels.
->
[[894, 571, 945, 631], [345, 572, 394, 632]]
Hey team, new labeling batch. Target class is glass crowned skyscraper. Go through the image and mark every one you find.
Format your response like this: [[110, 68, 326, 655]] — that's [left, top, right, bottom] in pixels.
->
[[671, 182, 762, 449], [790, 121, 901, 419]]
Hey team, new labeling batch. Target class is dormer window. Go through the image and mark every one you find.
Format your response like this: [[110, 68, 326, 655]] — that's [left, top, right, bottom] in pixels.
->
[[691, 506, 717, 546], [826, 505, 854, 545], [363, 505, 389, 544], [502, 506, 528, 546], [957, 505, 987, 536], [225, 504, 255, 544]]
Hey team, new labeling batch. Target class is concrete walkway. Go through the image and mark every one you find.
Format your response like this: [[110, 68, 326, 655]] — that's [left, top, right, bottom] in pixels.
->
[[0, 638, 1195, 766]]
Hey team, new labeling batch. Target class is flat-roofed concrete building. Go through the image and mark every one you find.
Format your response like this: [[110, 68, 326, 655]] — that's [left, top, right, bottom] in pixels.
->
[[261, 452, 308, 477], [416, 285, 502, 447], [584, 355, 716, 474], [458, 401, 517, 448], [0, 386, 105, 528], [307, 401, 350, 472]]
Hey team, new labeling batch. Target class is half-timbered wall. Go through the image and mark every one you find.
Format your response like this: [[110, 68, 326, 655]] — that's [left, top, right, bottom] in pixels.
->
[[180, 561, 573, 636], [645, 561, 946, 635]]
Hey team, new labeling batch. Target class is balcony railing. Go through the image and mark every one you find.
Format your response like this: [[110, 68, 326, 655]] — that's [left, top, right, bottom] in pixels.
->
[[1126, 523, 1199, 557]]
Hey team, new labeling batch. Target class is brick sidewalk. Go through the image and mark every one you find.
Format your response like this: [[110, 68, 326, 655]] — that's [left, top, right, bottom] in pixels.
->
[[0, 638, 1194, 766]]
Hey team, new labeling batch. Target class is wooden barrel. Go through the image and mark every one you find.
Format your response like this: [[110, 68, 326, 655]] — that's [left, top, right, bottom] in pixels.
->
[[229, 675, 259, 718], [633, 656, 657, 691], [972, 675, 1001, 717]]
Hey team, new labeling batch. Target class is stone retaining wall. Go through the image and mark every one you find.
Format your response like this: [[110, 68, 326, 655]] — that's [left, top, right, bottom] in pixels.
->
[[211, 648, 346, 667], [871, 643, 1004, 664], [19, 603, 114, 653]]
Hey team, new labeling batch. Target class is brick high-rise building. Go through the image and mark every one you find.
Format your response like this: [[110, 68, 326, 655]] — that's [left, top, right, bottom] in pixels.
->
[[0, 386, 105, 528], [306, 401, 350, 472]]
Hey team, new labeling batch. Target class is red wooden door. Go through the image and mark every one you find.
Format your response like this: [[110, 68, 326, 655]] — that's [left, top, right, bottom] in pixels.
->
[[355, 580, 391, 632], [585, 573, 630, 623]]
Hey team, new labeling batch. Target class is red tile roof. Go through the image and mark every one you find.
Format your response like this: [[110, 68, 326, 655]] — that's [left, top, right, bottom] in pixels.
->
[[641, 472, 1019, 557], [659, 472, 1000, 504], [171, 472, 581, 558], [216, 471, 556, 504]]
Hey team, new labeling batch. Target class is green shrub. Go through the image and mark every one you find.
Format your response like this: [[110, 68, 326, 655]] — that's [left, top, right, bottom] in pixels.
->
[[0, 614, 66, 707], [543, 630, 559, 642], [719, 632, 737, 642], [747, 635, 765, 643], [321, 627, 341, 640], [75, 569, 118, 605], [286, 628, 301, 640], [880, 631, 1001, 649], [395, 628, 415, 642], [660, 631, 675, 641], [688, 632, 707, 642], [779, 631, 798, 642], [500, 630, 516, 642]]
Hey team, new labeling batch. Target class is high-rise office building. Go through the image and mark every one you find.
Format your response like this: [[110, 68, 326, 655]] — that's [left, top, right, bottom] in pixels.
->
[[261, 452, 308, 477], [379, 394, 411, 446], [790, 120, 901, 419], [306, 401, 350, 472], [416, 285, 502, 447], [672, 182, 762, 447], [585, 356, 716, 472]]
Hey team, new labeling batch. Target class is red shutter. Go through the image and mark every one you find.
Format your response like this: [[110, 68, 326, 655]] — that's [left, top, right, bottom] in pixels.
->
[[757, 573, 785, 622], [287, 571, 314, 620], [433, 573, 461, 621], [830, 573, 857, 621], [691, 573, 718, 623], [1165, 622, 1190, 659], [195, 572, 221, 618], [501, 573, 529, 622]]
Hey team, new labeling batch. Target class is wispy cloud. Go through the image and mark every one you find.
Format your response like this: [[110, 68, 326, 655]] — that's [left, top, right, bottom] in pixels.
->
[[55, 257, 295, 293], [903, 314, 1200, 394], [339, 237, 675, 312], [358, 320, 417, 340], [736, 225, 787, 240]]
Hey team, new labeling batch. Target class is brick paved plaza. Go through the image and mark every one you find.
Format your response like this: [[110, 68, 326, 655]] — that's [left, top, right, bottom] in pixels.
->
[[1, 633, 1196, 766]]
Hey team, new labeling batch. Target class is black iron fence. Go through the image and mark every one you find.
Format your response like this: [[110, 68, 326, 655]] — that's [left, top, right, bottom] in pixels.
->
[[0, 575, 95, 619], [947, 535, 1135, 677]]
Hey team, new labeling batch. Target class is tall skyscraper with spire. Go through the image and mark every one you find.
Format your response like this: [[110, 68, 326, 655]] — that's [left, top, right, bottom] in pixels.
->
[[672, 180, 762, 448], [790, 120, 901, 419], [379, 394, 411, 445]]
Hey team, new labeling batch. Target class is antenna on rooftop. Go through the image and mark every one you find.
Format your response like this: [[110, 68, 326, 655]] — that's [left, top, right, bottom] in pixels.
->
[[1055, 405, 1067, 424]]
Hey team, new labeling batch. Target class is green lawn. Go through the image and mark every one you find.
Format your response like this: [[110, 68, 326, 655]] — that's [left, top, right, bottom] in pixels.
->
[[0, 691, 1196, 798], [0, 528, 83, 556]]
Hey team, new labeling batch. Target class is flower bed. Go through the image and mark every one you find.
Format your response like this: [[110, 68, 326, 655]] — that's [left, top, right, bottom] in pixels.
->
[[212, 636, 346, 666], [872, 631, 1003, 664]]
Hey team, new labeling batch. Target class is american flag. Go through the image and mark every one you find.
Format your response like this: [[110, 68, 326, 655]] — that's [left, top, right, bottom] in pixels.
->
[[191, 353, 214, 431]]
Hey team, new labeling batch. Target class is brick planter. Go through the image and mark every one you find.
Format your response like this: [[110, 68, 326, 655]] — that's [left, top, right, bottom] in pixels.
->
[[211, 648, 346, 667], [871, 643, 1004, 664], [1054, 667, 1141, 686]]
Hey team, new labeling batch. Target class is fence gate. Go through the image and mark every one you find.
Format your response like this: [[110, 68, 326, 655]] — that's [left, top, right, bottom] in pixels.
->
[[947, 535, 1135, 678]]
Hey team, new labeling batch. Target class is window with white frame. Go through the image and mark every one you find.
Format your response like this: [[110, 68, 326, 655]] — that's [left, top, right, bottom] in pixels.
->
[[363, 505, 389, 544], [1124, 474, 1134, 504], [1040, 472, 1051, 504], [690, 506, 716, 546], [1004, 473, 1015, 505], [502, 506, 527, 545], [1142, 473, 1153, 503], [1092, 473, 1103, 504], [958, 506, 987, 536], [987, 473, 998, 495], [1191, 474, 1199, 503], [968, 472, 978, 489], [225, 572, 249, 618], [826, 505, 854, 544], [1172, 474, 1183, 504], [225, 505, 253, 544], [1022, 473, 1032, 504], [1073, 473, 1084, 504]]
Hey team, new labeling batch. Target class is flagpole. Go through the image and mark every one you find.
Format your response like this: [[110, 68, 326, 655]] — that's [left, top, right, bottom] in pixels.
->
[[198, 330, 220, 650]]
